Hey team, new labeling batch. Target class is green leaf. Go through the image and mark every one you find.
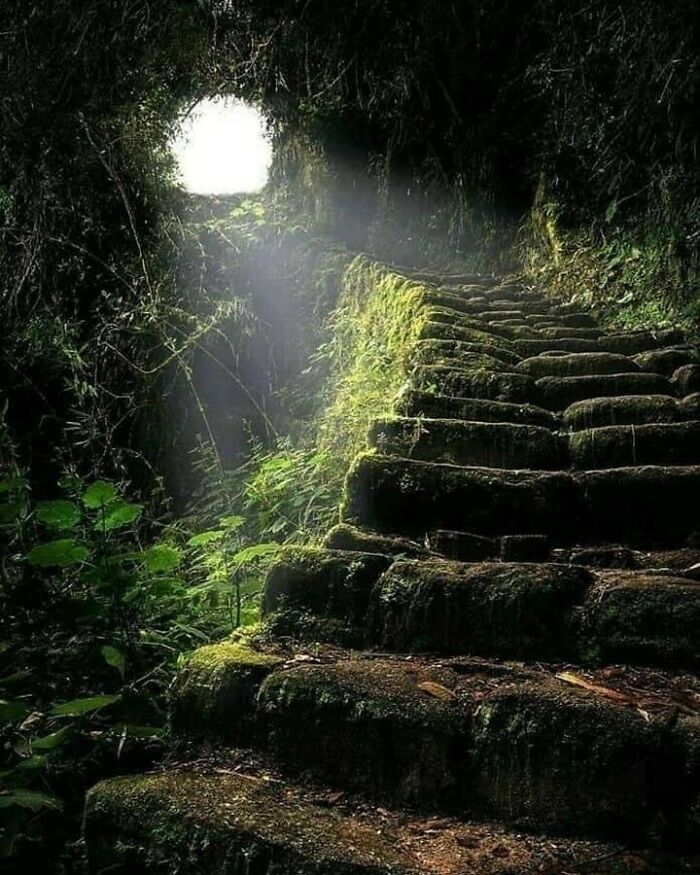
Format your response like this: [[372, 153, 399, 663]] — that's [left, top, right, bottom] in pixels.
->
[[36, 500, 80, 530], [82, 480, 118, 509], [0, 790, 62, 812], [0, 501, 26, 525], [141, 544, 181, 572], [0, 700, 29, 724], [31, 728, 71, 751], [97, 501, 142, 531], [232, 543, 279, 565], [51, 694, 120, 717], [187, 530, 226, 547], [27, 539, 89, 568], [0, 476, 28, 494], [219, 515, 245, 531], [101, 646, 125, 679]]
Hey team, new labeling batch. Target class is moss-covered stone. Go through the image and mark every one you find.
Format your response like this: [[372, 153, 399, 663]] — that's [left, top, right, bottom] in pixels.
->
[[371, 559, 590, 658], [323, 523, 427, 557], [673, 364, 700, 396], [369, 416, 564, 469], [411, 338, 522, 367], [634, 347, 700, 376], [569, 422, 700, 469], [600, 329, 685, 356], [680, 392, 700, 418], [170, 642, 283, 742], [395, 388, 559, 428], [425, 529, 496, 561], [341, 453, 582, 539], [470, 683, 661, 841], [262, 547, 391, 626], [563, 395, 681, 429], [516, 352, 638, 379], [257, 659, 468, 809], [579, 465, 700, 547], [579, 573, 700, 667], [419, 319, 514, 347], [536, 372, 674, 410], [500, 534, 550, 562], [84, 772, 413, 875], [413, 364, 537, 403], [538, 326, 602, 339], [515, 337, 602, 356]]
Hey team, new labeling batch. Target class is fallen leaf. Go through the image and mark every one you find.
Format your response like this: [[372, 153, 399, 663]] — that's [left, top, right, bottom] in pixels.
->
[[417, 681, 457, 702], [555, 671, 631, 704]]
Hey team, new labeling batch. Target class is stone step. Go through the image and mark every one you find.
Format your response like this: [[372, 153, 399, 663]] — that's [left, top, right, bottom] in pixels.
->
[[515, 337, 604, 355], [523, 312, 598, 329], [420, 319, 515, 348], [412, 365, 536, 403], [516, 352, 639, 379], [84, 765, 686, 875], [634, 346, 700, 376], [342, 454, 700, 547], [166, 644, 700, 846], [514, 330, 685, 357], [412, 338, 522, 367], [536, 372, 675, 410], [538, 326, 603, 339], [323, 523, 429, 558], [674, 365, 700, 395], [563, 395, 683, 429], [369, 417, 564, 469], [395, 388, 560, 428], [262, 552, 700, 668], [568, 422, 700, 469]]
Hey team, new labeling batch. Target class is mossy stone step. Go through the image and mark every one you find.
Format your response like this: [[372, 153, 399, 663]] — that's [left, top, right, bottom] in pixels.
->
[[601, 330, 685, 356], [536, 372, 674, 410], [538, 326, 603, 339], [516, 352, 639, 379], [368, 416, 564, 469], [420, 319, 515, 348], [515, 337, 604, 355], [674, 365, 700, 395], [563, 395, 682, 429], [342, 454, 700, 547], [634, 346, 700, 376], [395, 388, 559, 428], [84, 766, 681, 875], [412, 365, 536, 403], [568, 422, 700, 469], [323, 523, 428, 557], [169, 647, 699, 845], [412, 338, 522, 367]]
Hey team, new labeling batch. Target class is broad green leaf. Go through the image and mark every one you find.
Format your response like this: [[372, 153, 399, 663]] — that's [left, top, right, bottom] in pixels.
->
[[147, 577, 184, 597], [97, 501, 142, 531], [82, 480, 118, 509], [187, 530, 226, 547], [0, 501, 26, 525], [0, 756, 47, 779], [36, 500, 80, 530], [51, 694, 120, 717], [101, 645, 125, 679], [141, 544, 181, 572], [232, 543, 279, 565], [27, 539, 89, 568], [219, 515, 245, 530], [0, 476, 28, 494], [0, 700, 29, 724], [0, 790, 62, 812], [31, 728, 71, 751]]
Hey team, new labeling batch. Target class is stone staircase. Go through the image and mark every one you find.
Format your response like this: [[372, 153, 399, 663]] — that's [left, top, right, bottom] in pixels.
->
[[84, 273, 700, 874]]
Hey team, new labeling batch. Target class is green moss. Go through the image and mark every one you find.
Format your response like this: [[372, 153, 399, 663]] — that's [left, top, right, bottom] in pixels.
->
[[169, 642, 283, 741]]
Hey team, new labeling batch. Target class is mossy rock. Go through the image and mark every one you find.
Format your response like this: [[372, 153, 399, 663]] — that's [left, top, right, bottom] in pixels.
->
[[170, 642, 283, 742], [419, 319, 514, 349], [563, 395, 681, 429], [470, 683, 662, 841], [84, 772, 412, 875], [579, 573, 700, 667], [578, 465, 700, 547], [536, 372, 674, 410], [257, 659, 468, 809], [515, 338, 602, 356], [262, 546, 391, 625], [371, 559, 591, 658], [342, 453, 582, 539], [601, 330, 685, 356], [539, 326, 603, 339], [412, 364, 538, 403], [673, 364, 700, 396], [395, 388, 559, 429], [323, 523, 427, 558], [634, 346, 700, 377], [368, 416, 564, 469], [411, 337, 522, 366], [568, 422, 700, 469], [516, 352, 638, 379]]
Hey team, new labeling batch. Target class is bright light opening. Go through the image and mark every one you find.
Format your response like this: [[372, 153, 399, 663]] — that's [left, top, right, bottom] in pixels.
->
[[171, 97, 272, 195]]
